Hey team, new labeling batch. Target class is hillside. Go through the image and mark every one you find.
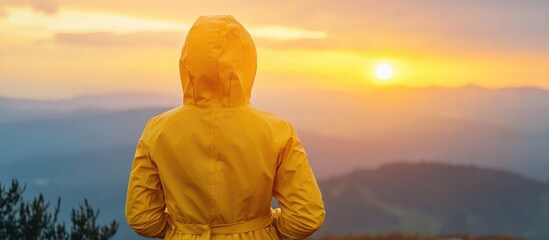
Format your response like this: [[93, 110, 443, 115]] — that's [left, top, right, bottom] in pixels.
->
[[318, 162, 549, 239]]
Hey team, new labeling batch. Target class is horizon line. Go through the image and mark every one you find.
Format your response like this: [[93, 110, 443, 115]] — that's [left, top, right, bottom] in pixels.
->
[[2, 83, 548, 102]]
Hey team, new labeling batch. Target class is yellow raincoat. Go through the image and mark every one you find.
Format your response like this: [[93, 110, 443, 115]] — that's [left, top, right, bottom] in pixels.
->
[[125, 15, 325, 240]]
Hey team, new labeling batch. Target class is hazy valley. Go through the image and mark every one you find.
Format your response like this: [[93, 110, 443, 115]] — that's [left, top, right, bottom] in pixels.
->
[[1, 86, 549, 239]]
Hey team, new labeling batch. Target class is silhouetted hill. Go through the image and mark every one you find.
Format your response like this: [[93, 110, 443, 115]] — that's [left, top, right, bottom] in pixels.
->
[[319, 162, 549, 239]]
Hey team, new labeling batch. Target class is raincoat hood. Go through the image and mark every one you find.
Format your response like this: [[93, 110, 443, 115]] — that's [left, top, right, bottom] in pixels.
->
[[179, 15, 257, 108]]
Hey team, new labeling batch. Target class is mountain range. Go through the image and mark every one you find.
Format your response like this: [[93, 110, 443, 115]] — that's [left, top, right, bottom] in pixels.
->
[[1, 85, 549, 239]]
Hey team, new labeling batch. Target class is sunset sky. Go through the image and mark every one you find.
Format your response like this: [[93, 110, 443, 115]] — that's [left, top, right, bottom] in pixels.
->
[[1, 0, 549, 99]]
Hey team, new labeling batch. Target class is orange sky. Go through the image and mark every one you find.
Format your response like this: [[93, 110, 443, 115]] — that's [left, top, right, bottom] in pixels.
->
[[1, 0, 549, 99]]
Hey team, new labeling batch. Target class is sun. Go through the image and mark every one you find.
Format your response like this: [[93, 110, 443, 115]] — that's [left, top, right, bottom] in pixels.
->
[[375, 63, 393, 80]]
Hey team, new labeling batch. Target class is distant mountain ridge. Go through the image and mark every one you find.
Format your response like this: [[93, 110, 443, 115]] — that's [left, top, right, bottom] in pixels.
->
[[0, 108, 167, 165], [253, 85, 549, 181], [0, 92, 179, 111], [3, 84, 549, 114], [2, 85, 549, 180], [0, 92, 178, 123]]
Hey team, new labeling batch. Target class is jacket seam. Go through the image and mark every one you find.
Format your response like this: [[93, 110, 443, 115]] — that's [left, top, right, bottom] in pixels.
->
[[211, 110, 216, 222], [211, 20, 223, 221]]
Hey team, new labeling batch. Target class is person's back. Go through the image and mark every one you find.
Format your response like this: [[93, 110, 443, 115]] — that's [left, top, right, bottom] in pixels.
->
[[125, 15, 325, 240]]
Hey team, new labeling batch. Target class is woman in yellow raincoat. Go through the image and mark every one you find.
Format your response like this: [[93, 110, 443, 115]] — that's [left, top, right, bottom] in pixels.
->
[[125, 15, 325, 240]]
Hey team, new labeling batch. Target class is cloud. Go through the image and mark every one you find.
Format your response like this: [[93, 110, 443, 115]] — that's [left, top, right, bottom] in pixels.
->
[[30, 0, 58, 14], [54, 31, 185, 47], [4, 6, 327, 42], [0, 0, 58, 15], [53, 28, 328, 48], [249, 25, 326, 41], [4, 7, 190, 34]]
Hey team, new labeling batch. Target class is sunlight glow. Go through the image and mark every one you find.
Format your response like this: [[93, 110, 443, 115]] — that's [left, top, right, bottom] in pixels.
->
[[2, 4, 548, 99], [375, 64, 393, 80]]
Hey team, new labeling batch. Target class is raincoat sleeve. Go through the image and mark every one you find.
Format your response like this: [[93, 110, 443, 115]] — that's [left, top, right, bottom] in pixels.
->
[[271, 122, 325, 239], [125, 121, 170, 238]]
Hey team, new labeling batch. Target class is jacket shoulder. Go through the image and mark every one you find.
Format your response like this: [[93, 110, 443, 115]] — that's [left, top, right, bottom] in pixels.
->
[[248, 106, 290, 126], [248, 106, 295, 137], [150, 106, 182, 123], [142, 106, 182, 141]]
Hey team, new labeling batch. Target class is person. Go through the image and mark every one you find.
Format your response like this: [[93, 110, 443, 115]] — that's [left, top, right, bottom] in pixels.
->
[[125, 15, 325, 240]]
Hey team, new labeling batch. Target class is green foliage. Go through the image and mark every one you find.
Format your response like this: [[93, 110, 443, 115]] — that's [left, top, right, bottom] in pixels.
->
[[70, 199, 118, 240], [0, 179, 118, 240]]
